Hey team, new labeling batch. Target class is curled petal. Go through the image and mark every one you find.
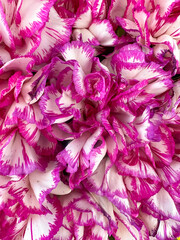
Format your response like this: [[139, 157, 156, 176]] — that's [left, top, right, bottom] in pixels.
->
[[74, 3, 92, 29], [150, 125, 175, 166], [60, 41, 94, 75], [0, 1, 14, 49], [89, 19, 118, 46], [21, 63, 52, 104]]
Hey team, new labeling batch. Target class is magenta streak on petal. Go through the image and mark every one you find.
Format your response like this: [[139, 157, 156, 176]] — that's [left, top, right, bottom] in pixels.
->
[[0, 1, 15, 49], [30, 217, 33, 240]]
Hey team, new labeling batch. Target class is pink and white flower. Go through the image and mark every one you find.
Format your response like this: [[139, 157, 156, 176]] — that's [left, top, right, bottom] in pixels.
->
[[0, 0, 180, 239], [0, 0, 74, 65], [109, 0, 180, 74]]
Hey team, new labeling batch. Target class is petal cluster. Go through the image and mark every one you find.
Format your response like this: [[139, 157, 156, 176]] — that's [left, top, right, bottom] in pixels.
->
[[0, 0, 180, 240]]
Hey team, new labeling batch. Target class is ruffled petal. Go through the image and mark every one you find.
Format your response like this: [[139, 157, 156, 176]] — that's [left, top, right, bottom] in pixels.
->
[[114, 207, 149, 240], [74, 3, 92, 29], [0, 175, 15, 211], [40, 84, 82, 124], [22, 196, 62, 240], [57, 133, 89, 173], [29, 162, 60, 205], [89, 19, 118, 46], [33, 8, 74, 64], [11, 0, 55, 38], [21, 63, 52, 104], [133, 5, 150, 45], [0, 129, 46, 175], [143, 187, 180, 221], [117, 150, 160, 180], [83, 157, 134, 215], [108, 0, 129, 27], [60, 41, 94, 75], [125, 176, 161, 202], [0, 1, 14, 49], [72, 28, 100, 45], [154, 0, 178, 18], [0, 57, 34, 76], [150, 125, 175, 166]]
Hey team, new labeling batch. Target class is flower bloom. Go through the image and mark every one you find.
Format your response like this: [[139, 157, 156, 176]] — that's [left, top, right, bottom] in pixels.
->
[[56, 0, 118, 48], [0, 0, 74, 65], [109, 0, 180, 74], [0, 0, 180, 240]]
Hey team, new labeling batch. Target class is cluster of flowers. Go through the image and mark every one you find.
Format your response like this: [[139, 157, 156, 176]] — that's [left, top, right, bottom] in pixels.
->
[[0, 0, 180, 239]]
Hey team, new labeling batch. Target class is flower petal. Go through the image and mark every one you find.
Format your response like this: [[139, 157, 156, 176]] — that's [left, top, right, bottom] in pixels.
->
[[150, 125, 175, 166], [74, 3, 92, 29], [0, 1, 14, 49], [89, 19, 118, 46], [11, 0, 55, 38], [57, 133, 89, 173], [83, 157, 134, 215], [60, 41, 94, 75], [22, 196, 62, 240], [33, 8, 74, 64], [144, 188, 180, 221], [124, 176, 161, 202], [29, 162, 60, 205], [0, 130, 46, 175]]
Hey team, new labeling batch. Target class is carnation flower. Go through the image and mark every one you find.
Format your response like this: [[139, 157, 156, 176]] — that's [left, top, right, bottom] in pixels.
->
[[0, 0, 74, 65], [1, 0, 180, 240], [109, 0, 180, 74]]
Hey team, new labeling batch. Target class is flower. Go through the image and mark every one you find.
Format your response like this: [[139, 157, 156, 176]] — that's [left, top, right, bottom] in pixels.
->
[[109, 0, 180, 74], [0, 0, 74, 65], [1, 0, 180, 240]]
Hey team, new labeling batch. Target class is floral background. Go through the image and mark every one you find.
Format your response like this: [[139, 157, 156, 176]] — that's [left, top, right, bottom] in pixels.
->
[[0, 0, 180, 239]]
